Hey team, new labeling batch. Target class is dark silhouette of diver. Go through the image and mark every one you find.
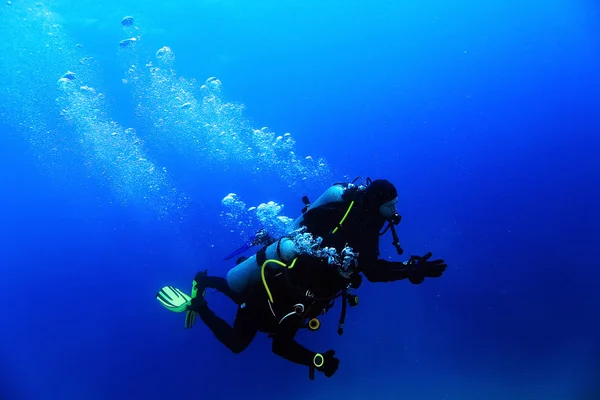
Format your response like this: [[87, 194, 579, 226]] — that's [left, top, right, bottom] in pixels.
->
[[159, 178, 447, 379]]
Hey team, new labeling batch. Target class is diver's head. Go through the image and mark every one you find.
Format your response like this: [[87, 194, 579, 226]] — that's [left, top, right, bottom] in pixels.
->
[[364, 179, 401, 224]]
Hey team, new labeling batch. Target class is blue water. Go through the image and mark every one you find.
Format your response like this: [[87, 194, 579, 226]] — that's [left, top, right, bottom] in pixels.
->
[[1, 1, 599, 399]]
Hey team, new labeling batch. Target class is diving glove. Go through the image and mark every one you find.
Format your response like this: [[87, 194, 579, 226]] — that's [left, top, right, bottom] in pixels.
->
[[313, 350, 340, 378], [407, 252, 447, 284]]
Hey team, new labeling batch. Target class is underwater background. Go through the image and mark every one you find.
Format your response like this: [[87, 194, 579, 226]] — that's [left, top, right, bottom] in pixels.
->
[[1, 0, 599, 399]]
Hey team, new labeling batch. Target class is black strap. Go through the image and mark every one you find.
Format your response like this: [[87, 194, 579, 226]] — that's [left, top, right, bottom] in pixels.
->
[[256, 246, 267, 267], [338, 289, 348, 336], [276, 238, 282, 259], [379, 222, 391, 235], [390, 224, 404, 255]]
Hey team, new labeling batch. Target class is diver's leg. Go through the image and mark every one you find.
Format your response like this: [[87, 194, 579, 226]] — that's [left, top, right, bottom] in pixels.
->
[[193, 302, 258, 354], [196, 272, 245, 305]]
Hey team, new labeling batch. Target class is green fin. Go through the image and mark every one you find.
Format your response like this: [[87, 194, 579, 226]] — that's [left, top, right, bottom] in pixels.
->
[[156, 286, 191, 313], [185, 309, 197, 329]]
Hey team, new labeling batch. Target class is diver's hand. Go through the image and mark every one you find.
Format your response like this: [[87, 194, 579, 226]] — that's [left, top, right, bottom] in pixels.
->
[[186, 295, 207, 313], [408, 252, 447, 284], [314, 350, 339, 378]]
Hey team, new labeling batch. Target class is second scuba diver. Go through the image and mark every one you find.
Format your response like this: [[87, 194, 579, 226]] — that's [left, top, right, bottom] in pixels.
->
[[156, 178, 447, 379]]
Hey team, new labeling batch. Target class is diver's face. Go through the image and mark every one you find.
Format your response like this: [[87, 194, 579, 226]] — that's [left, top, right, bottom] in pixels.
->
[[379, 197, 399, 221]]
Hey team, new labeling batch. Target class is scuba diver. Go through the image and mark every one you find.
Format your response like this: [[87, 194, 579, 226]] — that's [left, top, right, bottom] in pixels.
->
[[156, 177, 447, 379]]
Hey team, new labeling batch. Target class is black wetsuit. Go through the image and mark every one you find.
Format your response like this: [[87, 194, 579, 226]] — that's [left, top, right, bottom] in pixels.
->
[[195, 257, 348, 367], [196, 190, 414, 368]]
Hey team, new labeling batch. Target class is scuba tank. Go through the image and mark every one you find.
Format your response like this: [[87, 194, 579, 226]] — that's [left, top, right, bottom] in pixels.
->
[[226, 183, 352, 294], [288, 184, 346, 231], [226, 236, 299, 293]]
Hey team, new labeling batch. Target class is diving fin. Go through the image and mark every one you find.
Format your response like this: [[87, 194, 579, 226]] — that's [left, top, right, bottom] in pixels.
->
[[185, 308, 197, 329], [156, 286, 191, 313], [184, 272, 207, 329]]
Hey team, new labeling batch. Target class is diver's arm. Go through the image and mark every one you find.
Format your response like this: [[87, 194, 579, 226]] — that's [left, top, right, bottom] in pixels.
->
[[271, 316, 317, 367], [272, 316, 340, 377], [362, 253, 447, 284], [361, 259, 422, 283]]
